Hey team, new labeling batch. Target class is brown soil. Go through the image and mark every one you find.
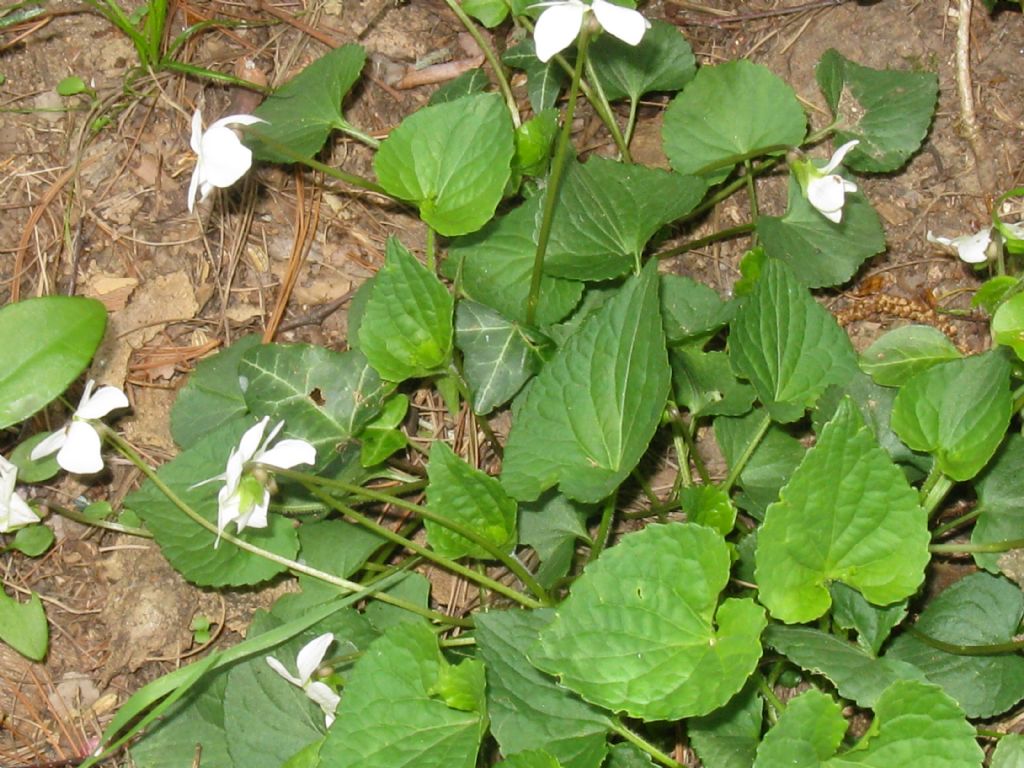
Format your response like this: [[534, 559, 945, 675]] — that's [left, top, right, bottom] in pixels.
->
[[1, 0, 1022, 765]]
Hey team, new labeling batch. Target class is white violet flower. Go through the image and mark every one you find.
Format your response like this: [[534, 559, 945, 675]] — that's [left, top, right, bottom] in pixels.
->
[[195, 417, 315, 546], [30, 380, 129, 475], [266, 633, 340, 728], [532, 0, 651, 63], [0, 455, 39, 533], [927, 227, 993, 265], [793, 140, 860, 224], [187, 109, 266, 213]]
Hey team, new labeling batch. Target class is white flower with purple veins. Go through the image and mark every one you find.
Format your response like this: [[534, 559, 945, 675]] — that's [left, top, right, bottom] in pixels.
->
[[0, 455, 40, 533], [197, 417, 315, 546], [927, 227, 993, 264], [266, 633, 341, 728], [532, 0, 651, 63], [187, 109, 266, 213], [30, 380, 129, 474], [802, 140, 860, 224]]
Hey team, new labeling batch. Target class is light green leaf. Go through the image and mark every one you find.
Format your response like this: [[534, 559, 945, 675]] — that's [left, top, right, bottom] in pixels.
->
[[729, 259, 858, 423], [296, 519, 387, 588], [9, 433, 60, 483], [125, 420, 298, 587], [973, 275, 1018, 315], [497, 750, 563, 768], [756, 176, 886, 289], [319, 621, 486, 768], [532, 523, 766, 721], [660, 274, 733, 346], [462, 0, 509, 26], [589, 20, 696, 102], [0, 587, 47, 661], [446, 195, 582, 326], [171, 335, 261, 448], [0, 296, 106, 429], [374, 93, 514, 235], [816, 49, 938, 173], [359, 394, 409, 466], [501, 262, 670, 503], [973, 434, 1024, 573], [515, 108, 559, 178], [755, 682, 982, 768], [885, 572, 1024, 718], [755, 398, 928, 623], [859, 325, 962, 387], [425, 442, 517, 560], [679, 485, 736, 537], [992, 292, 1024, 362], [891, 351, 1012, 481], [689, 682, 763, 768], [12, 524, 54, 557], [358, 238, 454, 381], [249, 44, 366, 162], [663, 60, 805, 183], [991, 735, 1024, 768], [476, 610, 610, 768], [455, 301, 542, 414], [544, 157, 706, 280], [829, 582, 907, 657], [764, 626, 926, 709]]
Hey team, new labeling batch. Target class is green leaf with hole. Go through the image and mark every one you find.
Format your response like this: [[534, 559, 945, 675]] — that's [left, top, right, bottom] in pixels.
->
[[756, 176, 885, 289], [829, 582, 907, 657], [663, 60, 805, 183], [532, 523, 766, 721], [446, 196, 582, 326], [172, 334, 261, 448], [859, 325, 962, 387], [374, 93, 514, 236], [816, 49, 938, 173], [425, 441, 517, 560], [358, 238, 454, 381], [754, 682, 982, 768], [501, 262, 670, 503], [0, 587, 47, 661], [672, 348, 755, 419], [891, 351, 1011, 481], [249, 44, 366, 162], [0, 296, 106, 429], [973, 434, 1024, 574], [319, 621, 486, 768], [455, 300, 542, 414], [885, 572, 1024, 718], [544, 157, 706, 280], [755, 398, 928, 623], [589, 20, 696, 103], [477, 609, 610, 768], [729, 259, 858, 423], [764, 626, 926, 709]]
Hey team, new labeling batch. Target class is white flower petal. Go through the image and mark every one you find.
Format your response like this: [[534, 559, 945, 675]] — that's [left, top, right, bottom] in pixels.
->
[[57, 421, 104, 474], [257, 439, 317, 470], [926, 231, 953, 248], [233, 489, 270, 532], [807, 175, 856, 223], [0, 456, 17, 496], [207, 114, 267, 132], [820, 139, 860, 175], [187, 163, 202, 213], [295, 633, 334, 683], [200, 127, 254, 189], [928, 228, 992, 264], [591, 0, 650, 46], [533, 1, 587, 62], [30, 428, 68, 462], [76, 385, 129, 420], [266, 655, 304, 687], [306, 681, 340, 727], [2, 494, 40, 531], [238, 418, 270, 463], [190, 109, 204, 155]]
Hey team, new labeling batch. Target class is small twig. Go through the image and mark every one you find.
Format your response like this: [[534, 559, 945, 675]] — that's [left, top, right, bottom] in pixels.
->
[[674, 0, 846, 26], [955, 0, 993, 191], [276, 287, 357, 332]]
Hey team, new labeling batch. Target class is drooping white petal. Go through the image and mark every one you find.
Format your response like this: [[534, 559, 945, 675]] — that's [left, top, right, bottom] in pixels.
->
[[0, 456, 39, 532], [238, 418, 270, 463], [190, 109, 204, 155], [533, 1, 587, 62], [30, 428, 68, 462], [187, 164, 203, 213], [258, 439, 317, 470], [232, 488, 271, 532], [266, 655, 304, 687], [76, 384, 129, 420], [807, 175, 857, 223], [57, 421, 104, 474], [927, 228, 991, 264], [207, 114, 267, 133], [306, 681, 341, 727], [820, 139, 860, 175], [591, 0, 650, 46], [295, 633, 334, 683]]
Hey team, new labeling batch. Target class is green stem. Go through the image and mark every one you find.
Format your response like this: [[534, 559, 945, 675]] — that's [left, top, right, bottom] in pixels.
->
[[724, 411, 771, 492], [919, 469, 954, 519], [631, 468, 660, 508], [442, 0, 520, 128], [609, 719, 683, 768], [292, 478, 544, 608], [757, 672, 787, 715], [104, 430, 467, 627], [588, 492, 616, 564], [525, 27, 591, 326], [623, 97, 639, 152], [657, 223, 756, 261], [932, 508, 982, 538], [908, 627, 1024, 656], [692, 145, 792, 179], [930, 537, 1024, 554], [161, 59, 272, 92], [744, 158, 759, 234], [337, 120, 380, 149], [582, 54, 630, 161], [426, 227, 437, 272]]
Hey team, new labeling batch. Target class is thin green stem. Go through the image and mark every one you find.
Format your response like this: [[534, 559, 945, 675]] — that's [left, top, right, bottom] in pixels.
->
[[588, 492, 616, 564], [744, 158, 759, 229], [104, 429, 467, 627], [582, 54, 630, 161], [337, 120, 380, 149], [657, 223, 756, 261], [426, 227, 437, 272], [631, 469, 660, 508], [692, 145, 792, 179], [161, 60, 272, 92], [609, 719, 683, 768], [757, 672, 787, 715], [724, 411, 771, 492], [932, 508, 982, 538], [442, 0, 521, 128], [919, 470, 954, 519], [930, 537, 1024, 554], [623, 97, 639, 152], [525, 27, 591, 326], [908, 627, 1024, 655]]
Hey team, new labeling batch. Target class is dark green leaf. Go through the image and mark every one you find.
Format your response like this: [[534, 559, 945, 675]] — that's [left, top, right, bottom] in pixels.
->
[[589, 20, 696, 102], [0, 587, 47, 660]]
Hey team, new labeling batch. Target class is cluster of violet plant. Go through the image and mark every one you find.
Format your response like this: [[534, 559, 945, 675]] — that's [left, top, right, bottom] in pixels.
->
[[5, 1, 1024, 766]]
